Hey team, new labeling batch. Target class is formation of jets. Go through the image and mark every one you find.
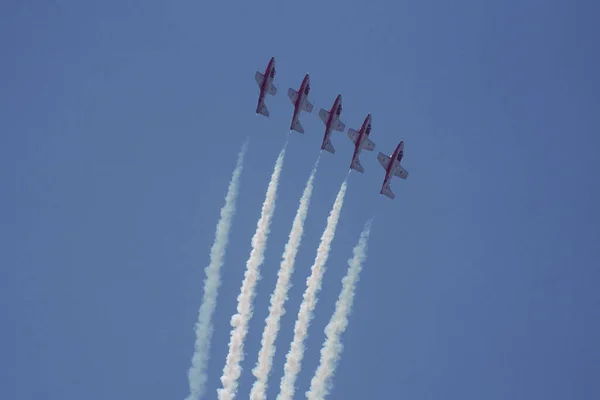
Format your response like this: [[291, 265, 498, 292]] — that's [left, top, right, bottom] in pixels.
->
[[254, 57, 409, 200]]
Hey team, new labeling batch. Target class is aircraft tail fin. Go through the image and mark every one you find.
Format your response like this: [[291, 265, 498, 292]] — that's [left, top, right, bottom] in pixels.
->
[[256, 101, 269, 117], [381, 183, 395, 199], [291, 117, 304, 133], [351, 157, 364, 173], [322, 138, 335, 154]]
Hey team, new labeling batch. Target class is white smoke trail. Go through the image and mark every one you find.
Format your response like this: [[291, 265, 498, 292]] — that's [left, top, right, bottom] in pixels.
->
[[277, 178, 349, 400], [217, 142, 288, 400], [185, 140, 249, 400], [249, 156, 321, 400], [306, 219, 373, 400]]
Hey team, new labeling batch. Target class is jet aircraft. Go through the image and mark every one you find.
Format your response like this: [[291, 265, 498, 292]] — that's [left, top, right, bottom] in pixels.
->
[[318, 94, 346, 153], [255, 57, 277, 117], [287, 73, 313, 133], [347, 113, 375, 172], [377, 140, 409, 199]]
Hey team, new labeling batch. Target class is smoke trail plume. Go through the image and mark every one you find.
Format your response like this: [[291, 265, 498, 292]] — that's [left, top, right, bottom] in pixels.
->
[[306, 219, 373, 400], [218, 143, 287, 400], [277, 178, 349, 400], [185, 140, 249, 400], [250, 156, 321, 400]]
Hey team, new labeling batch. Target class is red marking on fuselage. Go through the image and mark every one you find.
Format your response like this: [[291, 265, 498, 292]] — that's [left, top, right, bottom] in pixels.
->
[[257, 57, 275, 112], [383, 141, 404, 186], [322, 94, 341, 148], [350, 114, 371, 167], [291, 74, 309, 129]]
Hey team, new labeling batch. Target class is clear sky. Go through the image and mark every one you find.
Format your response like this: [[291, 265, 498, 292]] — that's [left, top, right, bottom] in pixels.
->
[[2, 1, 599, 399]]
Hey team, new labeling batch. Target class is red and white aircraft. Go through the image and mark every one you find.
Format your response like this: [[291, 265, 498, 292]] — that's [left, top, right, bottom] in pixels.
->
[[347, 113, 375, 172], [318, 94, 346, 153], [255, 57, 277, 117], [287, 73, 313, 133], [377, 141, 409, 199]]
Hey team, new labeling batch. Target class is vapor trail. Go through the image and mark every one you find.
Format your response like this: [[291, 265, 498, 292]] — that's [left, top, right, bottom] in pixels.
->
[[217, 142, 288, 400], [277, 178, 349, 400], [306, 219, 373, 400], [249, 156, 321, 400], [185, 140, 249, 400]]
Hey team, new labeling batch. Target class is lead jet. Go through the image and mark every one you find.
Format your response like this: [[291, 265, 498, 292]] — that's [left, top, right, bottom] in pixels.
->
[[347, 113, 375, 172], [255, 57, 277, 117], [318, 94, 346, 153], [377, 140, 409, 199], [287, 73, 313, 133]]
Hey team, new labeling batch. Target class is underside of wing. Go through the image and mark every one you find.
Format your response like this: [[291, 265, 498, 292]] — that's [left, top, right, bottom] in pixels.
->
[[301, 97, 313, 113], [332, 119, 345, 132], [267, 83, 277, 96], [319, 109, 330, 124], [377, 152, 390, 169], [288, 88, 298, 104], [347, 128, 359, 144], [394, 165, 409, 179], [362, 137, 375, 151], [255, 71, 264, 87]]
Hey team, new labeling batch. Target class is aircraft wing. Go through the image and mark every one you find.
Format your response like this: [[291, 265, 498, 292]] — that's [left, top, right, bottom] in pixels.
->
[[267, 84, 277, 95], [332, 119, 345, 132], [362, 137, 375, 151], [255, 71, 264, 87], [347, 128, 359, 143], [288, 88, 298, 104], [301, 97, 313, 112], [377, 152, 390, 169], [394, 165, 409, 179], [319, 109, 329, 124]]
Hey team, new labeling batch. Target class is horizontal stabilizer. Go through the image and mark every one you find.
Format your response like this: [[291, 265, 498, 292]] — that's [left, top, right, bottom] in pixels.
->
[[322, 138, 335, 154], [362, 137, 375, 151], [351, 157, 364, 173], [394, 165, 409, 179], [347, 128, 359, 144], [381, 182, 395, 199], [267, 84, 277, 96], [332, 119, 345, 132], [291, 118, 304, 133], [288, 88, 298, 104], [255, 71, 264, 87], [319, 109, 330, 124], [256, 101, 269, 117], [377, 152, 390, 169]]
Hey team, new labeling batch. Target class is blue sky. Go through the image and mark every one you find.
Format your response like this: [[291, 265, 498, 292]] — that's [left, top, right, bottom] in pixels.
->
[[2, 0, 599, 399]]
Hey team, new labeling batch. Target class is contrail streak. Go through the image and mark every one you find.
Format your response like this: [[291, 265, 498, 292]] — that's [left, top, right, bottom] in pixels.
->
[[218, 142, 288, 400], [306, 219, 373, 400], [250, 156, 321, 400], [277, 178, 349, 400], [185, 140, 249, 400]]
